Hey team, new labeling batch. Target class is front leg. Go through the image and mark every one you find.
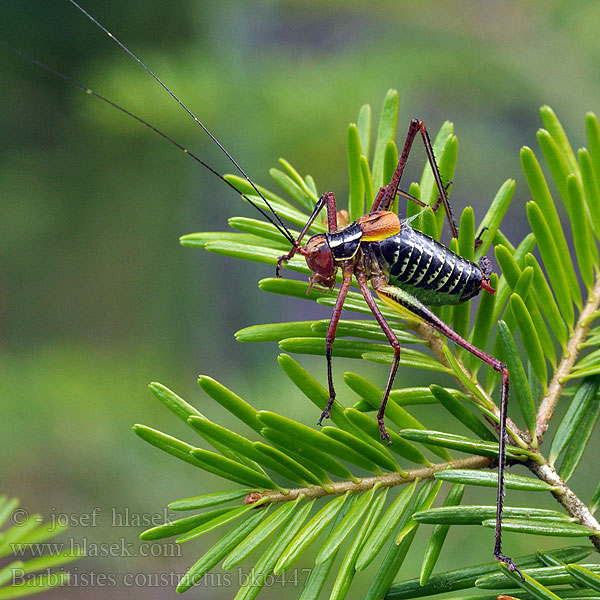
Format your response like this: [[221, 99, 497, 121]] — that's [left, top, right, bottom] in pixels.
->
[[276, 191, 339, 275], [319, 260, 354, 425]]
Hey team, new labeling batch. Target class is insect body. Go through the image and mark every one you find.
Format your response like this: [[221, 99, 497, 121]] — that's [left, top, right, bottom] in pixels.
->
[[3, 0, 519, 576], [278, 120, 503, 437], [275, 120, 516, 573], [373, 222, 492, 305]]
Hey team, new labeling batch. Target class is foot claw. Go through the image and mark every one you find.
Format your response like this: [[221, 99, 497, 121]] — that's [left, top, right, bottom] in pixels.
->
[[276, 256, 285, 277], [317, 410, 330, 426], [495, 554, 524, 582], [378, 423, 392, 445]]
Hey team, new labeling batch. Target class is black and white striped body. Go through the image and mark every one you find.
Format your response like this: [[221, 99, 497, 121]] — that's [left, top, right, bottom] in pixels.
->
[[364, 222, 482, 305], [326, 222, 363, 261]]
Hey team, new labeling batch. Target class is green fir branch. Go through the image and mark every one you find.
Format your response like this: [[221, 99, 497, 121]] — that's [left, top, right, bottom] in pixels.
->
[[134, 96, 600, 598]]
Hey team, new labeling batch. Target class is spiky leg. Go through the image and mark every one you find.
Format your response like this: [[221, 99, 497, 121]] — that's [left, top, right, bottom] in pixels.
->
[[371, 119, 458, 238], [372, 280, 522, 577], [493, 369, 519, 573], [318, 261, 354, 425], [355, 271, 401, 443], [372, 185, 447, 216], [276, 191, 338, 275], [474, 225, 488, 249]]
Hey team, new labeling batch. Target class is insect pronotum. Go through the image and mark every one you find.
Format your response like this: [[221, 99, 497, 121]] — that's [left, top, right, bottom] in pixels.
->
[[3, 0, 522, 576]]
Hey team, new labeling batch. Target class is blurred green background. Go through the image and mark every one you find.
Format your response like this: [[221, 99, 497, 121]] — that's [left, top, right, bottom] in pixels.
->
[[1, 1, 599, 598]]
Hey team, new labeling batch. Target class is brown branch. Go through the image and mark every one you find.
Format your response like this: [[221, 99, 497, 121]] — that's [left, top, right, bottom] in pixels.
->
[[536, 276, 600, 440], [528, 460, 600, 552], [249, 456, 491, 504]]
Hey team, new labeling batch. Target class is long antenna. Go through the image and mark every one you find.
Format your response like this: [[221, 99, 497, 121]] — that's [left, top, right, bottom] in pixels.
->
[[66, 0, 297, 245], [0, 40, 298, 246]]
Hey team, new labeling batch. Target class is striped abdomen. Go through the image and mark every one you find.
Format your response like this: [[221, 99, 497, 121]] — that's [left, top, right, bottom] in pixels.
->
[[370, 224, 482, 306]]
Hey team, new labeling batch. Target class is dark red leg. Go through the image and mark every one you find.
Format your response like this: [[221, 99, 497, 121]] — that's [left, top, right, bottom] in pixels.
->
[[371, 119, 459, 239], [318, 261, 354, 425], [372, 282, 522, 578], [474, 225, 488, 249], [371, 186, 387, 212], [397, 189, 429, 209], [493, 369, 520, 574], [355, 272, 401, 444], [277, 191, 338, 275], [372, 186, 430, 213]]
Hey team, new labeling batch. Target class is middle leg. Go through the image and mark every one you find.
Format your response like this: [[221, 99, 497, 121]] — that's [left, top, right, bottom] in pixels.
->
[[355, 271, 401, 443], [277, 191, 339, 275], [371, 119, 459, 238]]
